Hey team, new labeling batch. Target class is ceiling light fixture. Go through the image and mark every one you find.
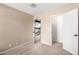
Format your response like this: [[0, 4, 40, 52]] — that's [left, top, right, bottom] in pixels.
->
[[30, 3, 37, 8]]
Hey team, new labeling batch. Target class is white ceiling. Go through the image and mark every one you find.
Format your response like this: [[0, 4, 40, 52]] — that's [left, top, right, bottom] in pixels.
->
[[3, 3, 68, 16]]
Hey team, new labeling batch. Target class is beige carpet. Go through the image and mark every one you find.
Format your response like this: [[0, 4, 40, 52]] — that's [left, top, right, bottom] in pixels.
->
[[0, 42, 72, 55]]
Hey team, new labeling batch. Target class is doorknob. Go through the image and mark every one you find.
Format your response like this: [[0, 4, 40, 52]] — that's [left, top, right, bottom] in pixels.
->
[[74, 34, 78, 36]]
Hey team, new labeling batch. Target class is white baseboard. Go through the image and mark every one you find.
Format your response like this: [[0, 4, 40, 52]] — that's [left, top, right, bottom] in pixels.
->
[[0, 41, 33, 54], [41, 41, 52, 46]]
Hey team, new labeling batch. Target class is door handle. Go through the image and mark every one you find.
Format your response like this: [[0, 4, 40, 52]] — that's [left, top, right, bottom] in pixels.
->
[[74, 34, 78, 36]]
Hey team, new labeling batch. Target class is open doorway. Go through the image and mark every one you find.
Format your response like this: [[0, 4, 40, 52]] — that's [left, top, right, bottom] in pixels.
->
[[33, 19, 41, 43]]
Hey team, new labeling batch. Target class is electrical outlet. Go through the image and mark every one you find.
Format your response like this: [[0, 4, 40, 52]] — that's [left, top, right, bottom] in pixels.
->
[[16, 42, 18, 45], [9, 44, 12, 47]]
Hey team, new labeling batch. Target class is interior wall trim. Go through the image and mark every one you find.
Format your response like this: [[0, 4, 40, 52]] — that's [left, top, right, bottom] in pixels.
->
[[0, 41, 33, 54]]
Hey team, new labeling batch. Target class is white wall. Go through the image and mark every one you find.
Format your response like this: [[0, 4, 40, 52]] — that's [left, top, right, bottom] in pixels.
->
[[34, 14, 63, 46], [50, 15, 63, 43], [51, 15, 57, 42], [57, 15, 63, 43]]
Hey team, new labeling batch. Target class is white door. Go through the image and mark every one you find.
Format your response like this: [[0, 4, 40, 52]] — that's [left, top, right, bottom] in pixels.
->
[[63, 9, 78, 55]]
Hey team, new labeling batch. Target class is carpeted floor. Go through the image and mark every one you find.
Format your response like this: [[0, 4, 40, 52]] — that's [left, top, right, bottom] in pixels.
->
[[0, 42, 72, 55]]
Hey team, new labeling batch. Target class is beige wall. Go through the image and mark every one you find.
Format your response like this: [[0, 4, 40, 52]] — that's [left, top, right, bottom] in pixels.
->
[[0, 4, 33, 52]]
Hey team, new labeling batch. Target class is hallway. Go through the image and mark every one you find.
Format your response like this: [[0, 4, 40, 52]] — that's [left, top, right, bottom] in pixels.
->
[[0, 43, 71, 55]]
